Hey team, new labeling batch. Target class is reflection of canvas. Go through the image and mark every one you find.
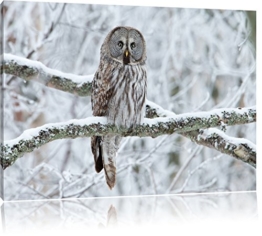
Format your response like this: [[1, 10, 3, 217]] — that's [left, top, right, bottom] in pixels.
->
[[2, 192, 258, 231], [1, 1, 256, 200]]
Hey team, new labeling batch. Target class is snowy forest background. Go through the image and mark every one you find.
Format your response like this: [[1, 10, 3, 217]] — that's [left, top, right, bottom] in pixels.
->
[[2, 1, 256, 200]]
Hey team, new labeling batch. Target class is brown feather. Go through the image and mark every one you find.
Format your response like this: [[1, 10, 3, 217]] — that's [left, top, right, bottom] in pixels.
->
[[91, 136, 103, 173]]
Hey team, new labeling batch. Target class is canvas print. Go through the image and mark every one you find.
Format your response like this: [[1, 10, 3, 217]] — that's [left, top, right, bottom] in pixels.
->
[[1, 1, 256, 200]]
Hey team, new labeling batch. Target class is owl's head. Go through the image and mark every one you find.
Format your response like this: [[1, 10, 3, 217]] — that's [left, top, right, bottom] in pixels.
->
[[102, 26, 146, 65]]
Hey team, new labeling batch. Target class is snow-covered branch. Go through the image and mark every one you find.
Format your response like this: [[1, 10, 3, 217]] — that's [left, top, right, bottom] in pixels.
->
[[2, 54, 93, 96], [0, 105, 256, 169], [182, 129, 256, 168], [147, 101, 256, 168]]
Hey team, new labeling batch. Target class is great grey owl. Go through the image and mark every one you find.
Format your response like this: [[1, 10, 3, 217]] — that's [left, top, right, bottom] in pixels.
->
[[91, 26, 147, 189]]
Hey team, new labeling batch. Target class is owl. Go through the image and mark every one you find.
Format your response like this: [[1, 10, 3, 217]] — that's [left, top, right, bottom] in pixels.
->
[[91, 26, 147, 189]]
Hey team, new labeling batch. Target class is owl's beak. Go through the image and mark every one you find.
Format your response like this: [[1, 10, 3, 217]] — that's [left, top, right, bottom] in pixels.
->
[[123, 49, 130, 65]]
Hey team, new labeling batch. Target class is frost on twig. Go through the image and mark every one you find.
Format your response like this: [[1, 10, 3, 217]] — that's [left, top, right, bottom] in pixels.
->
[[2, 54, 93, 96], [0, 106, 256, 169]]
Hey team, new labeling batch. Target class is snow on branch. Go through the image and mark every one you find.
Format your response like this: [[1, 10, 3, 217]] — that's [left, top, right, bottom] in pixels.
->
[[0, 106, 256, 169], [183, 129, 256, 168], [2, 54, 93, 96], [147, 101, 256, 168]]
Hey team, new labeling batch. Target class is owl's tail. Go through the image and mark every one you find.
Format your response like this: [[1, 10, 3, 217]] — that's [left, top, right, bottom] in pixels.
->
[[91, 135, 120, 189], [103, 156, 116, 190], [102, 135, 120, 189]]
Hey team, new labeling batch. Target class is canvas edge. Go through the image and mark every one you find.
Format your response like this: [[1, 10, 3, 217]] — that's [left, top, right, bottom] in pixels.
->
[[0, 1, 4, 201]]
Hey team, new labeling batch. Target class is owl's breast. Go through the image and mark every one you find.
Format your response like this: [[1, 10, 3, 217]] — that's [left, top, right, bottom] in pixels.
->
[[107, 64, 147, 128]]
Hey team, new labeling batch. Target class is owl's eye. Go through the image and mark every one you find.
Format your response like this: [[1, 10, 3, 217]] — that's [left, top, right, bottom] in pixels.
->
[[130, 42, 136, 49], [117, 41, 123, 48]]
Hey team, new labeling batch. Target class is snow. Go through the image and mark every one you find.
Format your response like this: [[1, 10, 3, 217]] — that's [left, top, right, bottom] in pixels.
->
[[4, 116, 107, 147], [146, 99, 176, 117], [201, 128, 256, 151], [4, 53, 94, 84], [146, 99, 255, 122]]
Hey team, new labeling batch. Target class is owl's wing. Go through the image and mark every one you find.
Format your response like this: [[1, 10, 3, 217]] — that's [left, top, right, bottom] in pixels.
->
[[91, 136, 103, 172], [91, 71, 112, 173], [91, 70, 113, 116]]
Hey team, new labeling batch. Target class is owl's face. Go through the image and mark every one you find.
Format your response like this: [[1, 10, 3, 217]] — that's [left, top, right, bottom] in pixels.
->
[[105, 26, 146, 65]]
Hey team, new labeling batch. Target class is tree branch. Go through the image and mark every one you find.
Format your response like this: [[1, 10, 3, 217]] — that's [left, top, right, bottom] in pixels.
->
[[0, 105, 256, 169], [146, 101, 256, 168], [182, 129, 256, 168], [2, 54, 93, 96]]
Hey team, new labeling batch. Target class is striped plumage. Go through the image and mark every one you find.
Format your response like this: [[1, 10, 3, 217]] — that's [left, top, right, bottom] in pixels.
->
[[91, 26, 147, 189]]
